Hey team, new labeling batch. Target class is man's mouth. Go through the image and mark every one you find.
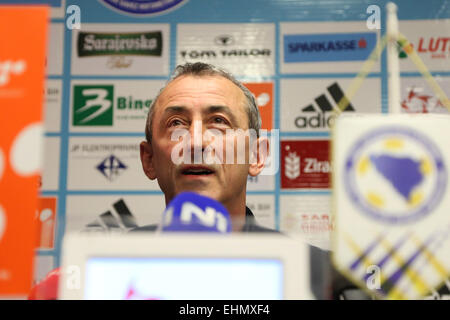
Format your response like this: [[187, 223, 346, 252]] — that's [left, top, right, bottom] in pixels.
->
[[181, 166, 215, 176]]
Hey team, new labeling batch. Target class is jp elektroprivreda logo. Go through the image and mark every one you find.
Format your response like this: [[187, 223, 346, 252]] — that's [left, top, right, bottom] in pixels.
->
[[344, 126, 447, 224]]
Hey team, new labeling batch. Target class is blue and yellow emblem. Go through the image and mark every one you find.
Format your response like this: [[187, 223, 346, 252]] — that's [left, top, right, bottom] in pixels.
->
[[344, 126, 447, 224]]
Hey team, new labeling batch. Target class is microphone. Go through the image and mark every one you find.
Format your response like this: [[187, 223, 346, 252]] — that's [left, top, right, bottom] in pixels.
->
[[160, 192, 232, 233]]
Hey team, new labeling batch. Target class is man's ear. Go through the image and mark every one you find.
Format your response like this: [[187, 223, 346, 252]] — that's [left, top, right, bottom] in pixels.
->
[[248, 137, 269, 177], [140, 141, 157, 180]]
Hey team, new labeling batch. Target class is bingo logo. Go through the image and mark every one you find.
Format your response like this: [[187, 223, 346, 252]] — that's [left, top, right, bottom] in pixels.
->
[[99, 0, 189, 16], [344, 127, 447, 224]]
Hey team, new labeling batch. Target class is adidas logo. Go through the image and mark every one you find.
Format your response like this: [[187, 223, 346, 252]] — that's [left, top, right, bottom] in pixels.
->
[[295, 82, 354, 129], [83, 199, 138, 233]]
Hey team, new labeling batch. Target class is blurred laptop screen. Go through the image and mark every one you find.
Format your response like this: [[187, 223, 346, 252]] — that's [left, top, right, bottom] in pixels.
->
[[84, 257, 284, 300]]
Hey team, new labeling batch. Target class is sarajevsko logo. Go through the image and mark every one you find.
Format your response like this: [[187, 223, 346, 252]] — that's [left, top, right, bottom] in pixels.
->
[[294, 82, 355, 129], [0, 60, 26, 86], [281, 140, 330, 189]]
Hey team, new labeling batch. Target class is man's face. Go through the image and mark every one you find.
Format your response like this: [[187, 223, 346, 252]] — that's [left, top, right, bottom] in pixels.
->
[[140, 75, 263, 206]]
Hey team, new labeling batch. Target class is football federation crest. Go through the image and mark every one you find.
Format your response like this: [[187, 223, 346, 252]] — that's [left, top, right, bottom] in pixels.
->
[[344, 126, 447, 224]]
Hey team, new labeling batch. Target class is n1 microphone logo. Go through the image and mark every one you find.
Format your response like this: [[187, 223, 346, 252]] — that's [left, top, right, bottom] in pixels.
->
[[164, 202, 229, 233], [83, 199, 138, 233], [295, 82, 355, 129]]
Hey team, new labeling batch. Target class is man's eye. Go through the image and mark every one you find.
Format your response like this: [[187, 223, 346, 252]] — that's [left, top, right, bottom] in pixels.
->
[[169, 119, 183, 127], [212, 117, 227, 124]]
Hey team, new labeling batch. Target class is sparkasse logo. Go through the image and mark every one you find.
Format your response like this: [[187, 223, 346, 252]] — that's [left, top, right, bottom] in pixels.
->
[[294, 82, 355, 129], [284, 32, 377, 63]]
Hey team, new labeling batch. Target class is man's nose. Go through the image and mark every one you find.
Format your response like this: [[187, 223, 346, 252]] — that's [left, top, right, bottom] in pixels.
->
[[189, 120, 206, 163]]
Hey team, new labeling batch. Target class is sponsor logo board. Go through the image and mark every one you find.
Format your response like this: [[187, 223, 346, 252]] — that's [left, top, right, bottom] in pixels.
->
[[247, 174, 274, 191], [36, 197, 57, 249], [281, 140, 330, 189], [280, 195, 332, 250], [71, 24, 170, 76], [400, 77, 449, 114], [177, 23, 275, 77], [67, 137, 160, 190], [243, 82, 273, 131], [280, 22, 380, 74], [246, 195, 275, 230], [43, 79, 62, 132], [398, 20, 450, 72], [65, 195, 165, 233], [70, 80, 164, 132], [40, 137, 60, 191], [284, 32, 376, 63], [280, 78, 381, 132], [47, 23, 64, 75]]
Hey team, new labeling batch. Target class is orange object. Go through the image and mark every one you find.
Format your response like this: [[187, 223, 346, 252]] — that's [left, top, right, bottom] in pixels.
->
[[0, 6, 48, 296], [36, 197, 57, 249], [243, 82, 274, 131]]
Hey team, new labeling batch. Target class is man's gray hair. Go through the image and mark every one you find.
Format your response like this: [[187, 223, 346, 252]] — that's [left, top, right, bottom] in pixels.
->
[[145, 62, 262, 142]]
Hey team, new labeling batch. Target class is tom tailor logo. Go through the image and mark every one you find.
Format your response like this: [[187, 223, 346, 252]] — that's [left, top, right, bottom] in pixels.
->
[[295, 82, 355, 129], [214, 35, 235, 46], [77, 31, 163, 57]]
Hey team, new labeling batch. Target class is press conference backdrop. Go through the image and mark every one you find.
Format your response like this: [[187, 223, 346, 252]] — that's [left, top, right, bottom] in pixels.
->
[[2, 0, 448, 284]]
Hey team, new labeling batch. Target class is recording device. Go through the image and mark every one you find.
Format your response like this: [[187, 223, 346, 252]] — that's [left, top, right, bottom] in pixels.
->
[[160, 192, 232, 233]]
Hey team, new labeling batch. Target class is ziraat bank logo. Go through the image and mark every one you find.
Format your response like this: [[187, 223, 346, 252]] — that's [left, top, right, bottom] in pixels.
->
[[72, 84, 153, 126], [294, 82, 354, 129], [398, 37, 450, 60], [284, 32, 376, 63], [77, 31, 163, 69], [180, 34, 271, 60], [281, 140, 330, 189], [96, 154, 127, 181], [0, 60, 26, 86]]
